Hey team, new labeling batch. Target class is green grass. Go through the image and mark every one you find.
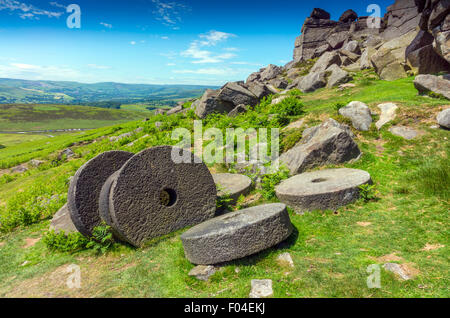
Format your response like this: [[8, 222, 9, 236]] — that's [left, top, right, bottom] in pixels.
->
[[0, 73, 448, 297]]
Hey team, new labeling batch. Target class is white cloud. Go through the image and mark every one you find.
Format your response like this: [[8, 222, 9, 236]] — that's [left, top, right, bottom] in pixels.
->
[[100, 22, 113, 29], [173, 68, 233, 76], [10, 63, 40, 70], [167, 63, 176, 66], [87, 64, 111, 70], [0, 0, 64, 19], [161, 36, 169, 40], [0, 62, 82, 81], [130, 41, 136, 45], [182, 30, 237, 64], [151, 0, 189, 29], [49, 1, 65, 9]]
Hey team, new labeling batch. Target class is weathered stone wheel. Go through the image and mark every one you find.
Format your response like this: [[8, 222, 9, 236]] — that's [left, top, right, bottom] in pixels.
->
[[104, 146, 217, 247], [275, 168, 372, 214], [212, 173, 253, 204], [67, 151, 134, 237], [181, 203, 293, 265]]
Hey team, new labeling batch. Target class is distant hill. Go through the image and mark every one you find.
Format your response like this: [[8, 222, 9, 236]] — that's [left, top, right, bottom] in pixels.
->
[[0, 78, 217, 106]]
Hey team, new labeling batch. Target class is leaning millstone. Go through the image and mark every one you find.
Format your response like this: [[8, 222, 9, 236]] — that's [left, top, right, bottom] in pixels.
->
[[67, 151, 134, 237], [213, 173, 252, 204], [389, 126, 419, 140], [180, 203, 293, 265], [437, 109, 450, 129], [376, 103, 398, 130], [275, 168, 372, 214], [339, 101, 373, 131], [188, 265, 217, 281], [49, 204, 78, 234], [106, 146, 217, 247], [249, 279, 273, 298], [383, 263, 411, 281]]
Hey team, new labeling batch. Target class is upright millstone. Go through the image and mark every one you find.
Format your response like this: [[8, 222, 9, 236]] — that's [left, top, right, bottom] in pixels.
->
[[67, 151, 134, 237], [180, 203, 293, 265], [275, 168, 372, 214], [105, 146, 217, 247]]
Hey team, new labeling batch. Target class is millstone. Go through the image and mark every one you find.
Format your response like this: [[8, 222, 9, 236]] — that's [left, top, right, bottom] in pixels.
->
[[180, 203, 293, 265], [68, 151, 134, 237], [275, 168, 371, 214], [212, 173, 252, 204], [106, 146, 217, 247]]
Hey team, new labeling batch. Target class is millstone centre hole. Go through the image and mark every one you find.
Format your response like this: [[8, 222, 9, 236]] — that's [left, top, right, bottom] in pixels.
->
[[159, 188, 177, 207], [311, 178, 327, 183]]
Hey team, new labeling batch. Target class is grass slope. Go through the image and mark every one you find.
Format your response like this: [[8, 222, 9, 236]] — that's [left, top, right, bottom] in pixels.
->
[[0, 73, 448, 298]]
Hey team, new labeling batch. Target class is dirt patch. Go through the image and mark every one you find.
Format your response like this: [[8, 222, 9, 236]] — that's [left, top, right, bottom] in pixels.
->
[[400, 263, 421, 279], [0, 242, 5, 248], [372, 253, 404, 263], [357, 222, 372, 227], [421, 243, 445, 251], [22, 238, 41, 249]]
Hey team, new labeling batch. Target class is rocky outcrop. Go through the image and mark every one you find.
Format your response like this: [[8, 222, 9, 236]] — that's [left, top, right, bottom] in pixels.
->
[[414, 74, 450, 99], [279, 119, 361, 175], [382, 0, 424, 41], [195, 89, 235, 118], [326, 64, 352, 88]]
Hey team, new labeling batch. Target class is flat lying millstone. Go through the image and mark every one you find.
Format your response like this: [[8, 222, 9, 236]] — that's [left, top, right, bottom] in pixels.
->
[[212, 173, 252, 204], [49, 204, 78, 234], [106, 146, 217, 247], [389, 126, 419, 140], [180, 203, 293, 265], [275, 168, 372, 214], [68, 151, 134, 237]]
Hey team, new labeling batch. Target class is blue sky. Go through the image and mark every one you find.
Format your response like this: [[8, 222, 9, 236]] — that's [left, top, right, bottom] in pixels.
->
[[0, 0, 392, 85]]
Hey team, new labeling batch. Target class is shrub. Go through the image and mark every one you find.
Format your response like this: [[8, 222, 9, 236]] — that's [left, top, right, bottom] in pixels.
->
[[281, 129, 304, 152], [358, 184, 379, 202], [260, 167, 290, 200], [271, 97, 305, 117], [43, 230, 89, 253], [86, 225, 115, 254]]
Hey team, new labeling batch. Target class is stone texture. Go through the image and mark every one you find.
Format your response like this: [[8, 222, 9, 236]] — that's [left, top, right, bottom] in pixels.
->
[[67, 151, 134, 237], [339, 101, 373, 131], [228, 104, 248, 117], [59, 148, 75, 160], [311, 8, 331, 20], [29, 159, 44, 167], [213, 173, 252, 204], [50, 204, 78, 234], [298, 71, 327, 93], [437, 108, 450, 129], [259, 64, 283, 82], [414, 74, 450, 99], [310, 51, 342, 73], [327, 31, 350, 49], [246, 82, 272, 99], [407, 44, 450, 74], [276, 168, 372, 213], [217, 82, 258, 107], [382, 0, 424, 41], [326, 64, 352, 88], [277, 252, 294, 268], [180, 203, 293, 265], [343, 40, 361, 55], [376, 103, 399, 129], [106, 146, 217, 247], [166, 105, 183, 115], [339, 9, 358, 23], [188, 265, 217, 281], [195, 89, 235, 119], [383, 263, 412, 280], [279, 119, 361, 175], [389, 126, 419, 139], [249, 279, 273, 298]]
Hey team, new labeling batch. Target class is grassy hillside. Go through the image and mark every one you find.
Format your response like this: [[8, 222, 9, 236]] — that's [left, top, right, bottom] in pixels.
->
[[0, 71, 448, 298], [0, 104, 151, 132]]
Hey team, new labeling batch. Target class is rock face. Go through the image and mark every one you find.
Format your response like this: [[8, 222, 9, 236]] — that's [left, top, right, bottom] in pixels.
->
[[326, 64, 352, 88], [213, 173, 252, 205], [414, 74, 450, 99], [68, 151, 134, 237], [437, 108, 450, 128], [195, 89, 235, 119], [275, 168, 372, 213], [298, 71, 327, 92], [50, 204, 78, 234], [180, 203, 293, 265], [279, 119, 361, 175], [101, 146, 217, 247], [339, 101, 373, 131], [339, 9, 358, 23], [376, 103, 399, 129], [382, 0, 424, 41]]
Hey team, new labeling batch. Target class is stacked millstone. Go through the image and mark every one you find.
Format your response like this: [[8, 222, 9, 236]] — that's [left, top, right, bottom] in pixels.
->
[[64, 146, 217, 247]]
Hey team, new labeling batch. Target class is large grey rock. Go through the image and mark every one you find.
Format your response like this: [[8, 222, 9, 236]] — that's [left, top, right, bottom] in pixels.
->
[[376, 103, 399, 130], [382, 0, 423, 41], [276, 168, 372, 213], [414, 74, 450, 99], [180, 203, 293, 265], [217, 82, 258, 107], [383, 263, 412, 281], [407, 44, 450, 74], [195, 89, 235, 119], [327, 31, 350, 49], [103, 146, 217, 247], [326, 64, 352, 88], [311, 8, 330, 20], [68, 151, 134, 237], [339, 101, 373, 131], [167, 105, 183, 115], [59, 148, 75, 160], [298, 71, 327, 93], [249, 279, 273, 298], [29, 159, 44, 167], [259, 64, 283, 82], [310, 51, 342, 73], [50, 204, 78, 234], [339, 9, 358, 23], [246, 82, 273, 99], [343, 40, 361, 55], [228, 104, 248, 117], [389, 126, 419, 139], [360, 47, 376, 69], [279, 119, 361, 175], [213, 173, 252, 204], [437, 108, 450, 129]]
